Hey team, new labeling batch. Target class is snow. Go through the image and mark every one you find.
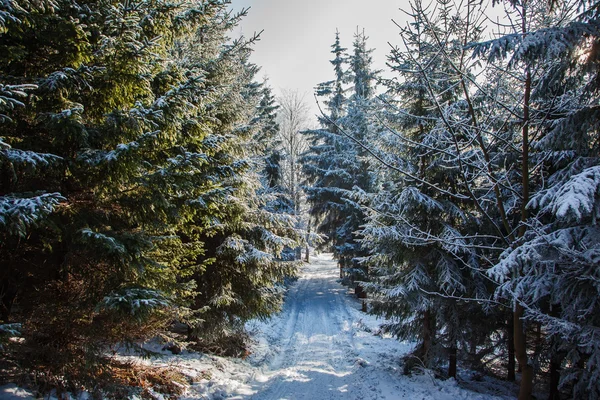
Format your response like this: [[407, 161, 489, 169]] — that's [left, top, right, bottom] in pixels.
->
[[535, 166, 600, 222], [116, 253, 511, 399], [1, 254, 512, 399], [0, 193, 65, 236], [0, 384, 35, 399]]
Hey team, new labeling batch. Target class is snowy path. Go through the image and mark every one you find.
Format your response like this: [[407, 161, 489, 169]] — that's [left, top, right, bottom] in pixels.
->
[[246, 253, 391, 399], [0, 254, 515, 400], [232, 253, 509, 400]]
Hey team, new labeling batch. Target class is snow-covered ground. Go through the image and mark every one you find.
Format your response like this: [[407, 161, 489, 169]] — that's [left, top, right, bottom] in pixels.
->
[[0, 253, 515, 399]]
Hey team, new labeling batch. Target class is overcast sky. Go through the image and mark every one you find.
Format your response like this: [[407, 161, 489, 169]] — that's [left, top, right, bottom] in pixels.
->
[[229, 1, 505, 122], [230, 0, 411, 121]]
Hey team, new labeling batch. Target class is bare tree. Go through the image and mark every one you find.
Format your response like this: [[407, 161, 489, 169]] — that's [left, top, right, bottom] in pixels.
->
[[277, 89, 311, 215], [277, 89, 312, 260]]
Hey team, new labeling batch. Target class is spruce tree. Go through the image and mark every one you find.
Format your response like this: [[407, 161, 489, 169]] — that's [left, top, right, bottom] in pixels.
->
[[302, 29, 378, 284], [476, 0, 600, 396], [358, 0, 503, 375], [302, 31, 352, 264], [0, 0, 302, 391], [0, 0, 214, 388], [173, 16, 302, 342]]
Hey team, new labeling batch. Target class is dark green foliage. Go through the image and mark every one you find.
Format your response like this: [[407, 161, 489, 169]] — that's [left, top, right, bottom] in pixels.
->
[[0, 0, 300, 393], [302, 30, 377, 280]]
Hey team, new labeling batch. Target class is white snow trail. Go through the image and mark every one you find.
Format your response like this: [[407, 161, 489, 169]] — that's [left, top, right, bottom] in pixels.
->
[[237, 253, 510, 400], [98, 253, 513, 400], [247, 254, 369, 399]]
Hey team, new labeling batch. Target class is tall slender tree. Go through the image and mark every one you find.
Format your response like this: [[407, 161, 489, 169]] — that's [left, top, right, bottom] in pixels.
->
[[476, 0, 600, 396], [303, 29, 378, 283], [358, 0, 494, 373]]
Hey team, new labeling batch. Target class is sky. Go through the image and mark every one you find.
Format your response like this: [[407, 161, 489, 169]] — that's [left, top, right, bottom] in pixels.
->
[[229, 0, 412, 121]]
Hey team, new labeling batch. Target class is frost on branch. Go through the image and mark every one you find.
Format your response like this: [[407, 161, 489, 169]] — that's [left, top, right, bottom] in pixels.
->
[[39, 66, 97, 93], [0, 193, 65, 237], [78, 228, 130, 259], [217, 235, 274, 265], [531, 166, 600, 223], [0, 83, 38, 122], [79, 141, 140, 165], [397, 186, 445, 215], [1, 140, 62, 167], [488, 226, 600, 397], [99, 288, 170, 320], [470, 22, 600, 66], [490, 226, 600, 314]]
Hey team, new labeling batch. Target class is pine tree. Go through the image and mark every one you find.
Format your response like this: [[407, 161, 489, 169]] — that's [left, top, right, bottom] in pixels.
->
[[302, 31, 352, 264], [173, 18, 302, 343], [0, 0, 214, 388], [0, 0, 302, 391], [476, 0, 600, 396], [358, 0, 504, 375], [302, 29, 378, 285]]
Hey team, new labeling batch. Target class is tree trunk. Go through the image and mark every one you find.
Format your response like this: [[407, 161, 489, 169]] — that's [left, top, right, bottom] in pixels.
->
[[448, 344, 457, 379], [422, 309, 433, 366], [305, 223, 310, 263], [508, 313, 516, 381], [548, 356, 561, 400], [515, 0, 533, 386], [0, 281, 17, 322], [515, 303, 533, 400]]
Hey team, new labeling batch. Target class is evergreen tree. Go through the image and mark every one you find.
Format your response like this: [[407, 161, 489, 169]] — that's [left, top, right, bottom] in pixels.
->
[[0, 0, 301, 391], [476, 0, 600, 396], [354, 0, 600, 394], [172, 18, 302, 342], [302, 29, 378, 284], [358, 0, 493, 373], [302, 31, 352, 263], [0, 0, 212, 388], [340, 29, 381, 287], [257, 82, 284, 191], [256, 84, 299, 261]]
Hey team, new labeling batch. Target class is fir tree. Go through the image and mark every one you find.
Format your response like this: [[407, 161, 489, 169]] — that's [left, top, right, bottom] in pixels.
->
[[257, 81, 283, 190], [173, 17, 302, 342], [476, 0, 600, 396], [358, 0, 504, 376], [302, 29, 378, 285], [302, 31, 352, 263], [0, 0, 301, 391], [0, 0, 212, 388]]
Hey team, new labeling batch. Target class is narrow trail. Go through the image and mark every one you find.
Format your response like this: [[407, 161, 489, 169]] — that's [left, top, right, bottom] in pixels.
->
[[175, 253, 510, 399], [245, 254, 402, 400], [0, 254, 514, 400]]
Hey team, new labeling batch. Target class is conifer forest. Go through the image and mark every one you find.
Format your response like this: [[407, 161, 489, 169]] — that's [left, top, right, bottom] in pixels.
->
[[0, 0, 599, 399]]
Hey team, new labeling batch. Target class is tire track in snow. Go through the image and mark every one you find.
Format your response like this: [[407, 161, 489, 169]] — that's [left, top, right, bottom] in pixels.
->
[[248, 254, 373, 400], [176, 254, 507, 400]]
